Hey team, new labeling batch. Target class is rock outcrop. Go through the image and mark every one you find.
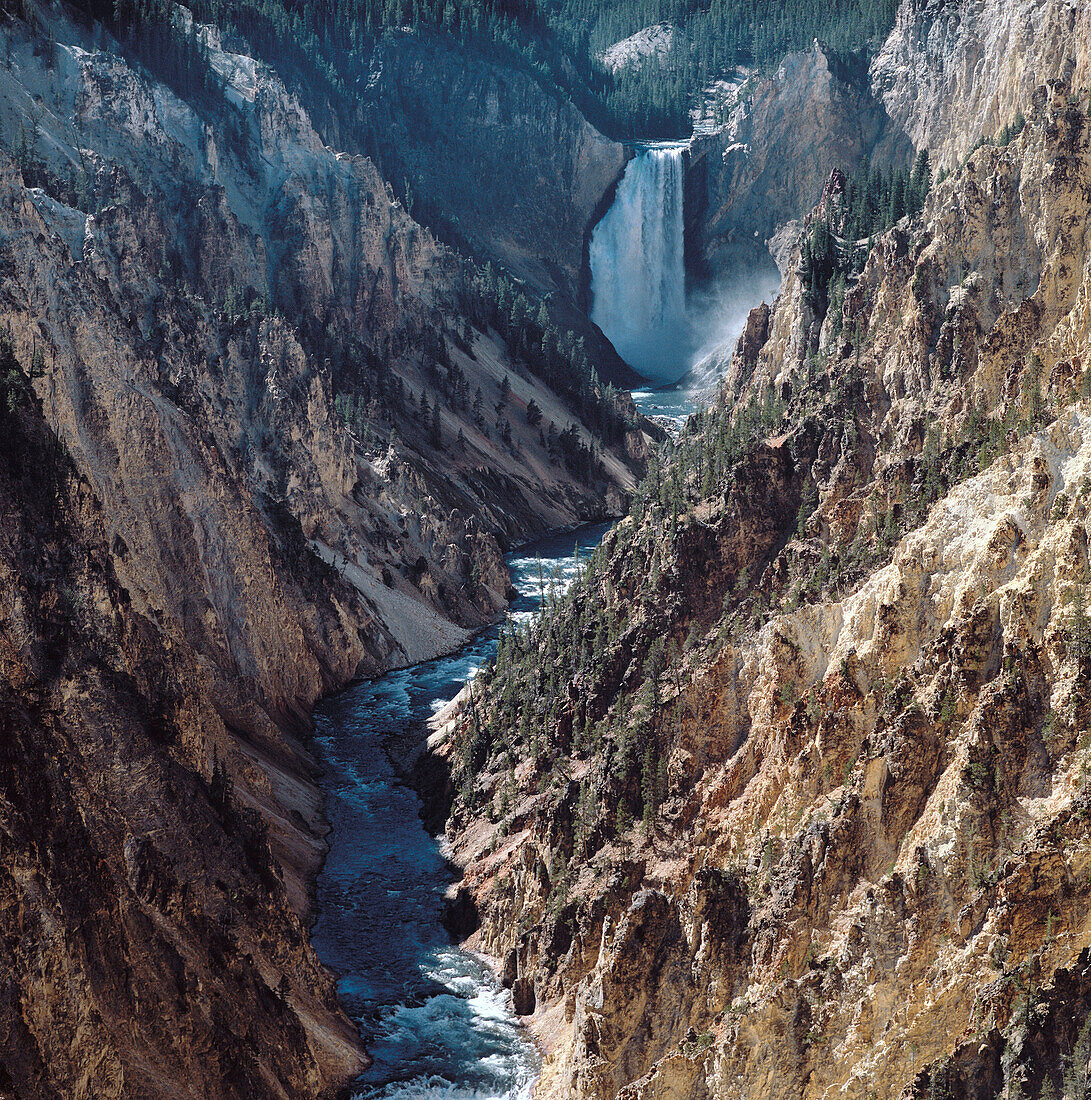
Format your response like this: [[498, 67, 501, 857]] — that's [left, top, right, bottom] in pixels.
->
[[687, 0, 1091, 283], [872, 0, 1091, 168], [599, 24, 675, 74], [359, 31, 626, 294], [685, 43, 908, 281], [435, 18, 1091, 1100]]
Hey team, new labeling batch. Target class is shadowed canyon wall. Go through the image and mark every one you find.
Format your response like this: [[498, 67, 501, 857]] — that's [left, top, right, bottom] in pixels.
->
[[0, 6, 648, 1096]]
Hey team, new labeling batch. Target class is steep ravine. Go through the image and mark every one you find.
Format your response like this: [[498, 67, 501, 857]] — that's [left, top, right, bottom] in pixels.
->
[[312, 524, 610, 1100], [6, 0, 1091, 1096]]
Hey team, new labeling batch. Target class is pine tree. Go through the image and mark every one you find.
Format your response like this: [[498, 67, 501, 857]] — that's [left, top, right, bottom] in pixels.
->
[[430, 395, 443, 449], [909, 150, 931, 216]]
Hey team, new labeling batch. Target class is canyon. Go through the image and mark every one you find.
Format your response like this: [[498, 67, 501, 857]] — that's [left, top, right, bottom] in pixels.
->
[[0, 4, 646, 1097], [1, 0, 1091, 1098], [435, 4, 1091, 1100]]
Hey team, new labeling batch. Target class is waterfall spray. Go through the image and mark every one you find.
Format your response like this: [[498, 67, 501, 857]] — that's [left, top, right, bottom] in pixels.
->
[[589, 144, 692, 383]]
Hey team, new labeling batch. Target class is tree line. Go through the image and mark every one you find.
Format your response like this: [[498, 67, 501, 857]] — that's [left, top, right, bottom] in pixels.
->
[[557, 0, 900, 138], [62, 0, 901, 146], [801, 151, 931, 322], [464, 262, 637, 448]]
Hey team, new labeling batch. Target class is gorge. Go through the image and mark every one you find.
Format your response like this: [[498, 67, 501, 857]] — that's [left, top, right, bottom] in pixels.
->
[[2, 0, 1091, 1099], [312, 524, 609, 1100]]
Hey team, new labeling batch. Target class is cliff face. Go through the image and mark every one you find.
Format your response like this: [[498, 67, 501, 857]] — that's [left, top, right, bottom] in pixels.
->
[[685, 44, 905, 280], [0, 358, 366, 1099], [358, 30, 632, 347], [0, 6, 646, 1098], [686, 0, 1091, 285], [435, 16, 1091, 1100], [872, 0, 1091, 168]]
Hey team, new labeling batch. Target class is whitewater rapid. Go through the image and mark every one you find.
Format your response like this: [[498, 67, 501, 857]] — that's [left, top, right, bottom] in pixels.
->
[[312, 524, 610, 1100]]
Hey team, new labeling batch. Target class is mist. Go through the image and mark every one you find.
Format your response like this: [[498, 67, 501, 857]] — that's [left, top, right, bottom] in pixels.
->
[[680, 262, 784, 390]]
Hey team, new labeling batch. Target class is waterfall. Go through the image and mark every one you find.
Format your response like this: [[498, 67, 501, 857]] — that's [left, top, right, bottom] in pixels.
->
[[589, 143, 692, 383]]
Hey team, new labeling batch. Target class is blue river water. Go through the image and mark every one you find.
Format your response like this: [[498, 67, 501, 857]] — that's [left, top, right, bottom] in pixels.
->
[[311, 522, 612, 1100], [630, 384, 697, 433]]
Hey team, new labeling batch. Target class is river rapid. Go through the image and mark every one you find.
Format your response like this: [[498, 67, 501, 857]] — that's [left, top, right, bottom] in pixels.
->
[[311, 523, 612, 1100]]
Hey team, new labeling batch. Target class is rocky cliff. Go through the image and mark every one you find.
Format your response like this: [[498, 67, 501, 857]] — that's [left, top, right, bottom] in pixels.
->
[[0, 4, 647, 1097], [872, 0, 1091, 168], [0, 327, 367, 1099], [687, 0, 1091, 286], [356, 29, 637, 383], [685, 43, 906, 280], [435, 13, 1091, 1100], [360, 29, 625, 294]]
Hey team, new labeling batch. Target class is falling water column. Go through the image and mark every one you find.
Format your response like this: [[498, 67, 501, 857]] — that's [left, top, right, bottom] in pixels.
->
[[589, 144, 691, 383]]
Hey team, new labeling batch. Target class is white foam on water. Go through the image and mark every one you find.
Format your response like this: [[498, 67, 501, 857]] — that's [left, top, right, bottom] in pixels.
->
[[354, 1074, 536, 1100], [467, 988, 516, 1024]]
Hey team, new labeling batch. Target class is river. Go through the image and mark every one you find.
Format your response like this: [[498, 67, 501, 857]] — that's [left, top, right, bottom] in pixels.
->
[[630, 384, 698, 433], [311, 522, 612, 1100]]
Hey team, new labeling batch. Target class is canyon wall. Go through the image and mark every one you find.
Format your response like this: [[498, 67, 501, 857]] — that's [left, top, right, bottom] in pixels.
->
[[357, 29, 637, 382], [872, 0, 1091, 168], [0, 6, 646, 1097], [360, 29, 625, 295], [687, 0, 1091, 285], [685, 44, 904, 280], [438, 8, 1091, 1100]]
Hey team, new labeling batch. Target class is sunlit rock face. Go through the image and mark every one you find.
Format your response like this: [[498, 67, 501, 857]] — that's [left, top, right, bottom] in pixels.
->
[[433, 12, 1091, 1100]]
